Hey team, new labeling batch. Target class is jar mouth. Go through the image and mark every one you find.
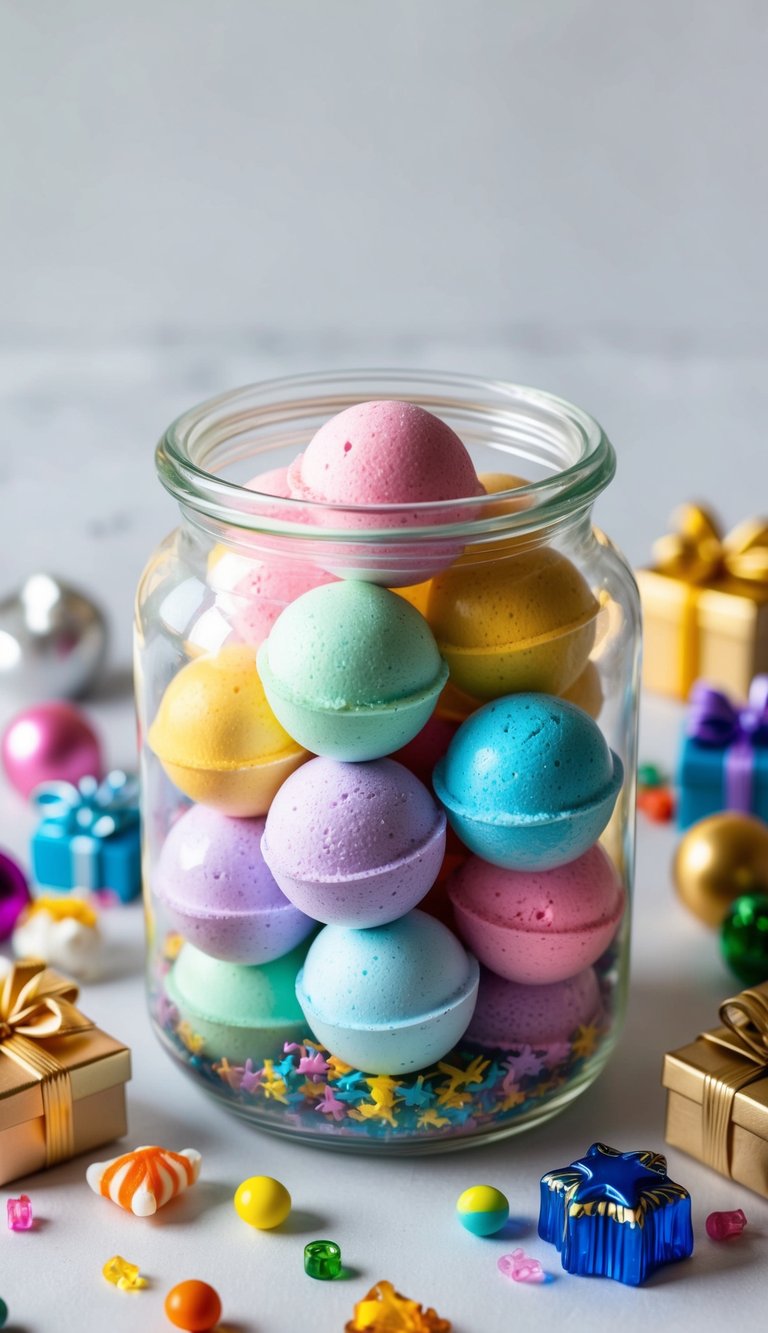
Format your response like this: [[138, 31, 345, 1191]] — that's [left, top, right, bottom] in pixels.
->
[[156, 369, 615, 543]]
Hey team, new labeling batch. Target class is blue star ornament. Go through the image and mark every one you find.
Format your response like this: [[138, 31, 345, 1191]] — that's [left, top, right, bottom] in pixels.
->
[[539, 1143, 693, 1285]]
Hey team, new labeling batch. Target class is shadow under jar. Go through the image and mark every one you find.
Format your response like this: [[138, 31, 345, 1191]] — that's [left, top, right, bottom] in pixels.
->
[[135, 370, 641, 1155]]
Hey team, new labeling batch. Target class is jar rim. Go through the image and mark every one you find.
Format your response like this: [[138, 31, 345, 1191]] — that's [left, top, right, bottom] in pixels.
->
[[156, 369, 616, 542]]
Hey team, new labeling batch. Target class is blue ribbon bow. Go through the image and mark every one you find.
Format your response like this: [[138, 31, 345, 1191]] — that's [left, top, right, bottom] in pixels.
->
[[31, 771, 140, 840]]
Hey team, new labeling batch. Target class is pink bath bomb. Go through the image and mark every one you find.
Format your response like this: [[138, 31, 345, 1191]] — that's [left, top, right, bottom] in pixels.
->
[[289, 400, 482, 508], [1, 702, 102, 798], [286, 400, 483, 584], [261, 756, 446, 927], [244, 465, 292, 497], [208, 548, 336, 647], [447, 844, 624, 985], [155, 804, 316, 964], [465, 966, 602, 1051]]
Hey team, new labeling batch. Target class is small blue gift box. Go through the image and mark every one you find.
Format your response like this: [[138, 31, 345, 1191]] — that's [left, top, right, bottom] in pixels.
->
[[677, 677, 768, 830], [539, 1142, 693, 1286], [30, 772, 141, 903]]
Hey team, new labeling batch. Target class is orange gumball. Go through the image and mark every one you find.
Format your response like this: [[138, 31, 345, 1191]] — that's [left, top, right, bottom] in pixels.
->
[[164, 1280, 222, 1332]]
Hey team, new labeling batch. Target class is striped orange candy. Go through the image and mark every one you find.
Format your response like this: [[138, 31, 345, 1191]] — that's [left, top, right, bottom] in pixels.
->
[[86, 1145, 201, 1216]]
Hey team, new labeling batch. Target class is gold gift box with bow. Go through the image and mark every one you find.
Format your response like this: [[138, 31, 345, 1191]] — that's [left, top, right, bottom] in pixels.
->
[[0, 961, 130, 1186], [662, 984, 768, 1197], [636, 504, 768, 701]]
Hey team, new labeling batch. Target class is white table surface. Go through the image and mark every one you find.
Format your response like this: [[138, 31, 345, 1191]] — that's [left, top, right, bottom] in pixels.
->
[[1, 345, 766, 1332]]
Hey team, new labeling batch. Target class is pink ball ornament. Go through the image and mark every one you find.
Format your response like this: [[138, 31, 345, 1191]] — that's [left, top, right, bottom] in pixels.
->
[[1, 703, 103, 798]]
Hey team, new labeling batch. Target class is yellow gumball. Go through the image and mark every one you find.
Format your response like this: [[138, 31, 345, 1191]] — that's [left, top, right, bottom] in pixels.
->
[[234, 1175, 292, 1230]]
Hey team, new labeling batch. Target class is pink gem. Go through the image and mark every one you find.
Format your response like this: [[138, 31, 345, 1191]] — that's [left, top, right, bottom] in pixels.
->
[[498, 1248, 545, 1284], [7, 1194, 33, 1231], [706, 1209, 747, 1241]]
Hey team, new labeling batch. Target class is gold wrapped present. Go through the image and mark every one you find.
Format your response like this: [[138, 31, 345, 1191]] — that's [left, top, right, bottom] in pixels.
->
[[0, 960, 130, 1186], [637, 504, 768, 700], [662, 983, 768, 1196]]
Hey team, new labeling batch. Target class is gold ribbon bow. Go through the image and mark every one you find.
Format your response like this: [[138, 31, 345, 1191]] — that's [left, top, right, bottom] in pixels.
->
[[699, 982, 768, 1178], [653, 504, 768, 585], [0, 960, 93, 1166]]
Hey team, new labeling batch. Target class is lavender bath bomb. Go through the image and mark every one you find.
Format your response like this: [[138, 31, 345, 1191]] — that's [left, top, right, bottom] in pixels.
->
[[155, 804, 316, 964], [261, 756, 446, 926]]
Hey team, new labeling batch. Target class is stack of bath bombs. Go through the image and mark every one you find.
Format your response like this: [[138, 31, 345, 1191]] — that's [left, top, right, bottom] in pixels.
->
[[149, 399, 625, 1084]]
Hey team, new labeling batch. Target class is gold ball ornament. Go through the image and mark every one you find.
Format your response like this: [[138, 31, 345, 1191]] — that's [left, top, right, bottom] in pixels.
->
[[673, 812, 768, 928]]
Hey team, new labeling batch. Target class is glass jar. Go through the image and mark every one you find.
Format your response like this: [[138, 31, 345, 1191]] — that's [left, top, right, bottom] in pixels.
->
[[136, 370, 640, 1154]]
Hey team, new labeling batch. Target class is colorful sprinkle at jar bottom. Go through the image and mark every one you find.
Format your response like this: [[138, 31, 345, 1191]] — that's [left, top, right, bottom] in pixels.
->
[[150, 938, 626, 1152]]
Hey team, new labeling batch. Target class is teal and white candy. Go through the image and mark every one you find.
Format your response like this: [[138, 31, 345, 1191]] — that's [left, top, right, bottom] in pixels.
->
[[456, 1184, 510, 1236]]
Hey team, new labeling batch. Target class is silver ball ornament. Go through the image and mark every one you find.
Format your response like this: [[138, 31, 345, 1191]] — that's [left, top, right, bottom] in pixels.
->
[[0, 574, 108, 705]]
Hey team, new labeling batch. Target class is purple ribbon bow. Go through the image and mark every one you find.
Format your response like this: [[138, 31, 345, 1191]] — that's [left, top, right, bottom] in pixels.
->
[[687, 677, 768, 812]]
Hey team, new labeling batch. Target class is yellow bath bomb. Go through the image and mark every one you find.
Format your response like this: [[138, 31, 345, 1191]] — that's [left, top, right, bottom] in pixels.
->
[[560, 659, 603, 720], [426, 547, 599, 699], [148, 646, 307, 816]]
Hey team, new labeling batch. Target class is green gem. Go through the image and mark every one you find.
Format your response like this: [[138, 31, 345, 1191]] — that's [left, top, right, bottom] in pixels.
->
[[0, 1297, 8, 1328], [721, 893, 768, 985], [304, 1239, 342, 1280], [637, 763, 664, 788]]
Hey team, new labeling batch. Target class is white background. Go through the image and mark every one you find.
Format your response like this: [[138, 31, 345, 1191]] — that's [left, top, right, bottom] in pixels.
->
[[1, 3, 768, 1330]]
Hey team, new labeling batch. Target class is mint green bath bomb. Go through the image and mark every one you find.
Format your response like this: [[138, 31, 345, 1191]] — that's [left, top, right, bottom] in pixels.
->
[[257, 581, 448, 761], [165, 940, 310, 1065]]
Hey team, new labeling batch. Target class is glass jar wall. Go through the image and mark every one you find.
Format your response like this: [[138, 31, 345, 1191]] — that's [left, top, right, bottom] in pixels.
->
[[135, 371, 641, 1154]]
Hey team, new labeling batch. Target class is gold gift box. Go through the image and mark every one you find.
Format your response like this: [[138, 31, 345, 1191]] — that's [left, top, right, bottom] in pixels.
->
[[637, 569, 768, 702], [662, 984, 768, 1197], [637, 504, 768, 701], [0, 964, 130, 1186]]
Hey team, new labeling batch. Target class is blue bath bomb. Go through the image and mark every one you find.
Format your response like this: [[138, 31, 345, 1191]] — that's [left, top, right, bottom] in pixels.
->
[[433, 694, 623, 870]]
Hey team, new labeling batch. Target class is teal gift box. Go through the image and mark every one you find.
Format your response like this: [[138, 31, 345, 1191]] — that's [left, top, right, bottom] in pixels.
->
[[677, 678, 768, 830], [30, 772, 141, 903]]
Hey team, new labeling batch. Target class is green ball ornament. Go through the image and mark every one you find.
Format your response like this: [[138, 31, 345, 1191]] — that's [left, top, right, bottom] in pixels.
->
[[721, 893, 768, 986]]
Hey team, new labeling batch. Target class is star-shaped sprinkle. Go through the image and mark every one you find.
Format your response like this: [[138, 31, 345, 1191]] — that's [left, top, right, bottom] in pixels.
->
[[239, 1060, 263, 1095], [571, 1025, 599, 1059], [213, 1057, 244, 1091], [499, 1088, 527, 1111], [260, 1060, 289, 1103], [299, 1080, 327, 1102], [274, 1053, 297, 1080], [297, 1051, 329, 1080], [417, 1108, 451, 1130], [283, 1042, 307, 1058], [316, 1086, 346, 1121], [436, 1086, 473, 1110], [506, 1045, 545, 1080], [327, 1055, 355, 1081], [437, 1055, 489, 1090], [177, 1022, 205, 1055], [350, 1101, 397, 1127], [365, 1076, 400, 1108], [397, 1076, 434, 1108]]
